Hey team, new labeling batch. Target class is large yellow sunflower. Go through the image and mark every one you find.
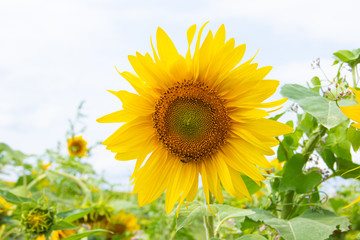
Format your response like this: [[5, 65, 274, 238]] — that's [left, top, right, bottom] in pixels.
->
[[98, 23, 293, 214], [340, 87, 360, 129]]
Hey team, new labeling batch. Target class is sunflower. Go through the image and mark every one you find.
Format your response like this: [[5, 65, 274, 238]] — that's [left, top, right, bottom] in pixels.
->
[[36, 229, 76, 240], [67, 136, 88, 157], [97, 23, 293, 214], [101, 210, 140, 239], [340, 87, 360, 129], [340, 87, 360, 208]]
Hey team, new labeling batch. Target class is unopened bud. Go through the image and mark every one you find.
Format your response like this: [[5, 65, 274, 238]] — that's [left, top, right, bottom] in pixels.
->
[[21, 207, 55, 234]]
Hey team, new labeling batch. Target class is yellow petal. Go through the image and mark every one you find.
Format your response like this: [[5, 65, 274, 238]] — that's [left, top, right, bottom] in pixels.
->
[[343, 195, 360, 209], [96, 110, 135, 123], [156, 27, 179, 63]]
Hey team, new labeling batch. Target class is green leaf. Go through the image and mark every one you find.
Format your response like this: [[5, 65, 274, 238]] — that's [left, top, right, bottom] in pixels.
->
[[215, 204, 254, 232], [279, 154, 322, 193], [311, 76, 321, 87], [236, 235, 267, 240], [56, 208, 91, 223], [247, 208, 349, 240], [348, 125, 360, 151], [176, 201, 211, 231], [51, 221, 76, 230], [0, 142, 27, 165], [320, 149, 336, 171], [241, 174, 262, 195], [335, 158, 360, 179], [62, 229, 109, 240], [329, 198, 348, 213], [176, 203, 254, 232], [334, 50, 356, 62], [0, 189, 32, 205], [281, 84, 354, 128]]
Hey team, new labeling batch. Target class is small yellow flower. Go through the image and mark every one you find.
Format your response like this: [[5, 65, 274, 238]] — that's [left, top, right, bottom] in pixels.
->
[[0, 196, 12, 211], [36, 229, 76, 240], [40, 160, 51, 171], [67, 136, 88, 157], [340, 87, 360, 129]]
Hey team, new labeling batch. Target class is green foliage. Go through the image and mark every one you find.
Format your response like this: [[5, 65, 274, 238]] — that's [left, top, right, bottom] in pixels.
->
[[279, 154, 322, 194], [245, 208, 349, 240], [281, 84, 353, 129]]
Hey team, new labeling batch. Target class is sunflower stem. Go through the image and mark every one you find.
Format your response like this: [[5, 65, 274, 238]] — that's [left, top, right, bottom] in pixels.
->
[[204, 193, 215, 239], [281, 125, 327, 220], [352, 65, 358, 88]]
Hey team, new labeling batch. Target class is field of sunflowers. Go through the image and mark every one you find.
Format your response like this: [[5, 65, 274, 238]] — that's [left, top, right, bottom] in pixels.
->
[[1, 24, 360, 240]]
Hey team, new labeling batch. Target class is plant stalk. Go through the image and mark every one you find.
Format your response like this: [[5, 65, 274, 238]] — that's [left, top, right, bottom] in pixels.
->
[[281, 125, 327, 220], [352, 65, 358, 88], [204, 193, 215, 239], [48, 170, 91, 203]]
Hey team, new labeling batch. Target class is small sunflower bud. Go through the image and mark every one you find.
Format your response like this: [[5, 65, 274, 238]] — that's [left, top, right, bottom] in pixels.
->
[[21, 207, 55, 234]]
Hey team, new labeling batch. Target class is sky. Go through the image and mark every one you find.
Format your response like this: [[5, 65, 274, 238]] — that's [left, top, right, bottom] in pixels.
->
[[1, 0, 359, 186]]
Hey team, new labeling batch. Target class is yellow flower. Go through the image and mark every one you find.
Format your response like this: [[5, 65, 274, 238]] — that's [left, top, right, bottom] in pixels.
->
[[36, 229, 76, 240], [40, 160, 51, 171], [67, 136, 88, 157], [101, 211, 140, 238], [0, 196, 12, 211], [340, 87, 360, 129], [97, 23, 293, 214], [341, 87, 360, 208]]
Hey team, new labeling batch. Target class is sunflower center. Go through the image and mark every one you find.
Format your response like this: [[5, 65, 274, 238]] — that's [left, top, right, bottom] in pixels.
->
[[153, 80, 230, 162], [70, 142, 82, 153]]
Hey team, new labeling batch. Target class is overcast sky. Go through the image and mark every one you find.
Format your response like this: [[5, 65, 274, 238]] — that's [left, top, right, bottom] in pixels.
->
[[1, 0, 359, 185]]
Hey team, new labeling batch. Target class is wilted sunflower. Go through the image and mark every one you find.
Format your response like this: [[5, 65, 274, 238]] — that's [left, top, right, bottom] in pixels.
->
[[98, 23, 293, 214], [340, 87, 360, 208], [67, 136, 88, 157]]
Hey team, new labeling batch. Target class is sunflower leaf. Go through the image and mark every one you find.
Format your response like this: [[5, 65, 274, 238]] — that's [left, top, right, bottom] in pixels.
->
[[246, 208, 349, 240], [236, 235, 268, 240], [347, 125, 360, 151], [0, 189, 32, 205], [281, 84, 354, 129], [62, 229, 109, 240], [56, 208, 92, 223], [279, 154, 322, 194]]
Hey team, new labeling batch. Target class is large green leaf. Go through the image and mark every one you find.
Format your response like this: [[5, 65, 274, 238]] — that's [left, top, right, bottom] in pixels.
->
[[0, 189, 32, 205], [279, 154, 322, 193], [281, 84, 354, 128], [236, 235, 267, 240], [51, 221, 76, 230], [247, 208, 349, 240], [215, 204, 254, 233], [62, 229, 108, 240], [56, 208, 92, 223], [176, 202, 254, 231], [177, 201, 211, 231]]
